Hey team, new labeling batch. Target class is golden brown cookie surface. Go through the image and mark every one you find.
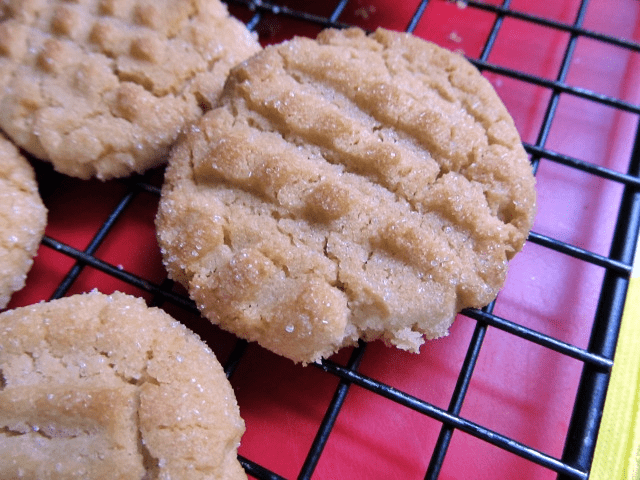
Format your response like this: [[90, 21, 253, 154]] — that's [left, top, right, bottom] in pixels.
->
[[156, 27, 537, 364], [0, 291, 247, 479], [0, 0, 261, 180], [0, 135, 46, 310]]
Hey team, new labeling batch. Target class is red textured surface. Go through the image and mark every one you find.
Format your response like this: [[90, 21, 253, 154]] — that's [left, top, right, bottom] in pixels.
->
[[4, 1, 640, 479]]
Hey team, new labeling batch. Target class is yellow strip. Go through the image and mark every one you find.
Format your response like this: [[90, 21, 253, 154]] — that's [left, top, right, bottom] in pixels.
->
[[590, 240, 640, 480]]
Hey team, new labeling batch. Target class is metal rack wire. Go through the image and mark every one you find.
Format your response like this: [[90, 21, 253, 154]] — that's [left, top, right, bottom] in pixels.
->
[[16, 0, 640, 479]]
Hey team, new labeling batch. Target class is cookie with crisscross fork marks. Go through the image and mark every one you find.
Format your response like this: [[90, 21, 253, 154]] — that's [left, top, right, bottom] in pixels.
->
[[0, 0, 260, 180], [156, 27, 537, 364]]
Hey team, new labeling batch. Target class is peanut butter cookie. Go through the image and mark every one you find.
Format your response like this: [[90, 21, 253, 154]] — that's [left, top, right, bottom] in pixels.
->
[[0, 0, 261, 180], [0, 291, 246, 479], [0, 134, 46, 309], [156, 27, 537, 364]]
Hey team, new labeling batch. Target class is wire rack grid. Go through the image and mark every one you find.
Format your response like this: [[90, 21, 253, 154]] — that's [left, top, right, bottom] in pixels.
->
[[6, 0, 640, 479]]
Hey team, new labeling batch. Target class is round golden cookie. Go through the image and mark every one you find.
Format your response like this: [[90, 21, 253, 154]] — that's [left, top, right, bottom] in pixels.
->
[[0, 291, 246, 479], [156, 27, 537, 364], [0, 134, 47, 310], [0, 0, 261, 180]]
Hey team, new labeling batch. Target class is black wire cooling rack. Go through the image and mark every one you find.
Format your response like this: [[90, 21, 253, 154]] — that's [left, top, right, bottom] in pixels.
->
[[18, 1, 640, 479]]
